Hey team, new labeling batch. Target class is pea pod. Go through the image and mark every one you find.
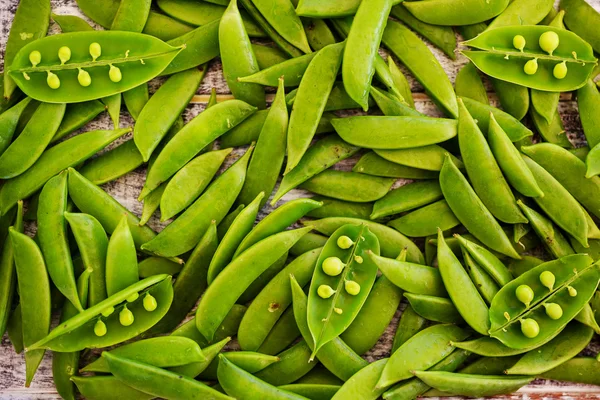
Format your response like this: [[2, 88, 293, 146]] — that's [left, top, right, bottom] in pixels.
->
[[489, 254, 599, 349], [330, 358, 388, 400], [353, 152, 439, 180], [452, 336, 532, 357], [169, 336, 230, 378], [372, 182, 442, 220], [53, 100, 107, 143], [198, 351, 280, 380], [253, 44, 291, 69], [279, 384, 340, 400], [296, 0, 401, 17], [138, 256, 182, 279], [540, 357, 600, 385], [376, 146, 463, 172], [290, 233, 328, 257], [387, 57, 414, 108], [306, 196, 371, 220], [392, 306, 426, 353], [218, 204, 245, 239], [531, 105, 572, 148], [161, 22, 219, 76], [404, 0, 508, 26], [0, 203, 22, 337], [388, 200, 460, 237], [404, 293, 463, 324], [302, 170, 395, 203], [79, 140, 144, 185], [460, 97, 533, 142], [560, 0, 600, 54], [72, 376, 152, 400], [0, 98, 32, 156], [415, 371, 533, 397], [239, 53, 316, 87], [106, 216, 138, 296], [257, 307, 301, 356], [174, 305, 246, 348], [254, 340, 317, 385], [462, 249, 500, 305], [369, 86, 421, 118], [578, 79, 600, 150], [122, 83, 148, 120], [456, 234, 513, 286], [455, 63, 488, 105]]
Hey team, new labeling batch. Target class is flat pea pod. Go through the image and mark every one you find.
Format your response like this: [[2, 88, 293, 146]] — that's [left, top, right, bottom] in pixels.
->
[[376, 324, 468, 389], [106, 216, 138, 296], [521, 154, 588, 247], [220, 109, 267, 148], [303, 19, 337, 52], [306, 196, 372, 220], [74, 0, 119, 28], [6, 303, 24, 354], [353, 152, 439, 180], [404, 293, 464, 324], [142, 146, 253, 257], [253, 44, 291, 69], [279, 384, 340, 400], [237, 78, 288, 208], [452, 336, 532, 357], [254, 340, 317, 385], [72, 376, 152, 400], [273, 135, 359, 204], [160, 148, 232, 221], [305, 217, 423, 263], [371, 181, 443, 220], [460, 97, 533, 142], [10, 229, 51, 386], [53, 13, 94, 32], [286, 42, 345, 173], [138, 256, 182, 278], [560, 0, 600, 54], [238, 248, 320, 351], [123, 83, 148, 120], [301, 170, 394, 203], [387, 57, 414, 108], [295, 0, 401, 17], [110, 0, 152, 32], [290, 233, 328, 257], [376, 145, 463, 172], [506, 322, 593, 375], [488, 0, 554, 29], [8, 31, 183, 103], [382, 20, 458, 118], [388, 200, 460, 237], [367, 251, 446, 297], [249, 0, 310, 53], [392, 306, 426, 353], [104, 352, 232, 400], [456, 235, 513, 287], [169, 336, 230, 378], [199, 351, 280, 380], [404, 0, 508, 26], [489, 254, 598, 349], [369, 86, 421, 118], [141, 100, 256, 196], [576, 302, 600, 334], [134, 68, 203, 161], [28, 275, 173, 352], [415, 371, 533, 397], [578, 79, 600, 149], [0, 97, 32, 156], [440, 155, 520, 259], [101, 93, 121, 130], [239, 52, 316, 87], [331, 358, 388, 400], [462, 26, 598, 92], [455, 63, 488, 105], [456, 355, 520, 375], [161, 22, 219, 76], [37, 171, 82, 311], [256, 307, 301, 356], [0, 203, 22, 337], [540, 357, 600, 384], [296, 367, 344, 385], [286, 81, 376, 112], [3, 0, 51, 99], [463, 249, 500, 305], [218, 204, 245, 239], [0, 102, 66, 179], [79, 139, 144, 185], [530, 106, 572, 148], [64, 212, 108, 307], [53, 100, 107, 143]]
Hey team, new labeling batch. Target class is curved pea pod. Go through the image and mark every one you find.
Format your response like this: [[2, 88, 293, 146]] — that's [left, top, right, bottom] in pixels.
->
[[452, 337, 532, 357], [123, 83, 148, 120], [307, 196, 372, 220], [440, 155, 520, 259], [53, 13, 95, 32], [328, 358, 387, 400], [509, 256, 544, 278], [161, 22, 219, 76], [27, 274, 173, 352], [460, 97, 533, 142], [354, 152, 439, 180], [462, 26, 598, 92], [53, 100, 107, 143], [72, 376, 153, 400], [372, 181, 443, 223], [404, 293, 463, 324], [254, 340, 318, 385], [415, 371, 533, 397], [301, 170, 394, 203], [0, 204, 21, 337], [388, 200, 460, 238], [489, 254, 598, 349], [8, 31, 183, 103], [462, 250, 500, 305], [296, 0, 399, 17], [253, 44, 291, 69], [578, 79, 600, 150], [369, 86, 421, 118], [239, 52, 316, 87], [490, 0, 554, 28], [376, 145, 464, 172], [455, 235, 513, 286], [404, 0, 508, 26], [560, 0, 600, 54], [530, 105, 572, 148], [251, 0, 310, 53], [0, 97, 32, 156], [110, 0, 152, 32], [106, 216, 139, 296], [585, 144, 600, 179], [198, 351, 280, 380], [79, 139, 144, 185], [218, 204, 245, 239]]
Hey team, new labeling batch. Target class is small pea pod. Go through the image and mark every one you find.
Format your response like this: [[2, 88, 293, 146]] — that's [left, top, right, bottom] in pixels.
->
[[53, 100, 107, 143], [392, 306, 426, 353], [53, 13, 95, 32], [169, 336, 230, 378], [218, 204, 245, 239], [455, 234, 513, 286], [301, 170, 394, 203], [388, 200, 460, 237], [354, 152, 439, 180], [376, 145, 463, 172], [239, 53, 316, 87], [404, 293, 463, 323], [462, 249, 500, 305], [174, 305, 246, 348], [79, 139, 144, 185], [0, 97, 32, 156], [560, 0, 600, 54], [369, 86, 421, 118], [101, 94, 121, 129], [254, 340, 317, 385], [541, 357, 600, 385], [106, 216, 139, 296], [531, 105, 572, 148], [460, 97, 533, 142], [122, 83, 148, 120], [72, 376, 152, 400], [252, 44, 290, 68], [404, 0, 508, 25], [414, 371, 533, 397]]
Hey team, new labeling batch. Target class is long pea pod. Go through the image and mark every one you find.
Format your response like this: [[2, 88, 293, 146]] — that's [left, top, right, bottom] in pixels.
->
[[404, 293, 463, 323], [414, 371, 533, 397], [101, 93, 120, 129], [560, 0, 600, 54], [72, 376, 152, 400], [122, 83, 148, 120], [462, 249, 500, 305], [161, 22, 219, 76], [218, 204, 245, 239], [455, 63, 488, 104], [392, 306, 426, 353], [387, 57, 414, 108], [290, 233, 328, 257], [376, 145, 463, 172], [404, 0, 509, 25], [79, 140, 144, 185], [301, 170, 394, 203], [198, 351, 280, 380], [353, 152, 439, 180], [531, 105, 572, 148], [279, 384, 340, 400], [578, 79, 600, 149], [331, 358, 389, 400], [239, 53, 316, 87], [0, 203, 22, 337], [249, 0, 310, 53], [110, 0, 151, 32], [252, 44, 291, 69], [540, 357, 600, 384], [53, 100, 107, 143], [369, 86, 421, 118], [257, 307, 301, 356], [253, 340, 316, 385], [0, 98, 32, 156], [452, 336, 532, 357], [137, 256, 182, 278], [295, 0, 402, 17], [307, 197, 372, 220], [455, 235, 513, 286], [371, 181, 443, 220], [488, 0, 554, 29], [388, 200, 460, 237], [105, 216, 138, 296], [169, 336, 231, 378]]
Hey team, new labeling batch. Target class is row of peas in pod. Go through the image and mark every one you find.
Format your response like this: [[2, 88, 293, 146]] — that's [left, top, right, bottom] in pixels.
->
[[1, 0, 600, 398]]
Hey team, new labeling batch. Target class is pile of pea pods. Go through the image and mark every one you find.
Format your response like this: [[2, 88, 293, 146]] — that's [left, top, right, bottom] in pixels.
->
[[1, 0, 600, 398]]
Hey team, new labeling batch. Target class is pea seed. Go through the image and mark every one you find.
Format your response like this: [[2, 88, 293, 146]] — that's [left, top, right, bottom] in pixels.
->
[[119, 306, 134, 326], [109, 65, 122, 83], [77, 68, 91, 87], [543, 303, 563, 320], [58, 46, 71, 65], [46, 71, 60, 89], [539, 31, 560, 55], [520, 318, 540, 338], [322, 257, 345, 276], [513, 35, 526, 52], [524, 59, 539, 75], [101, 306, 115, 317], [337, 235, 354, 249], [143, 293, 157, 311], [540, 271, 556, 291], [94, 320, 107, 337], [89, 42, 101, 61], [516, 284, 534, 307], [29, 50, 41, 67], [354, 255, 363, 264], [344, 280, 361, 296], [334, 307, 343, 314], [568, 286, 578, 297], [126, 293, 139, 303], [554, 61, 568, 79], [317, 284, 336, 299]]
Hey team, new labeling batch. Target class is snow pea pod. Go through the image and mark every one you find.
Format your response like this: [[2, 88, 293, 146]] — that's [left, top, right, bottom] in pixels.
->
[[460, 97, 533, 142], [253, 44, 291, 69], [578, 79, 600, 149], [404, 293, 464, 324], [332, 358, 388, 400], [376, 145, 463, 172], [123, 83, 148, 120], [462, 249, 500, 305], [250, 0, 310, 53], [168, 336, 230, 378], [0, 204, 21, 337], [72, 376, 152, 400], [218, 204, 245, 239], [387, 57, 414, 108], [369, 86, 421, 118], [540, 357, 600, 384], [111, 0, 151, 32], [404, 0, 508, 26], [531, 106, 572, 148], [307, 196, 372, 220], [509, 256, 544, 278], [0, 97, 32, 156], [161, 22, 219, 76], [257, 307, 301, 356], [392, 306, 426, 353], [452, 337, 532, 357], [517, 201, 574, 259], [354, 152, 439, 180], [455, 235, 513, 286], [137, 256, 182, 278], [286, 42, 345, 173], [290, 233, 328, 257], [371, 181, 443, 220], [388, 200, 460, 237], [279, 384, 340, 400], [239, 53, 316, 87], [220, 109, 267, 148], [174, 306, 246, 349], [53, 13, 94, 32], [286, 81, 376, 112], [295, 0, 401, 17], [415, 371, 533, 397], [53, 100, 106, 143], [488, 0, 554, 29], [79, 139, 144, 185], [199, 351, 280, 380], [457, 355, 521, 375], [106, 216, 138, 296], [0, 128, 130, 216], [254, 340, 317, 385], [301, 170, 394, 203], [100, 93, 120, 129], [560, 0, 600, 54], [455, 63, 488, 105]]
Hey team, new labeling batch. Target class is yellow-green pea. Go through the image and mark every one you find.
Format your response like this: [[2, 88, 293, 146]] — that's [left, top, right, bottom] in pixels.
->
[[539, 271, 555, 291], [337, 236, 354, 249], [29, 50, 41, 67], [513, 35, 526, 52], [520, 318, 540, 338], [334, 307, 343, 314], [109, 65, 122, 83], [568, 286, 578, 297], [119, 306, 134, 326], [94, 320, 107, 337], [143, 293, 157, 311], [101, 306, 115, 317], [554, 61, 568, 79], [539, 31, 559, 55], [516, 284, 534, 307], [126, 292, 139, 303], [543, 303, 563, 320], [47, 71, 60, 89], [322, 257, 345, 276], [345, 280, 361, 296], [317, 285, 335, 299], [78, 68, 92, 87], [58, 46, 71, 65], [524, 59, 539, 75], [354, 255, 363, 264], [90, 42, 101, 61]]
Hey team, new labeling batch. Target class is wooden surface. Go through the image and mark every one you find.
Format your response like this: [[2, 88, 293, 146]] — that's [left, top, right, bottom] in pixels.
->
[[1, 0, 600, 398]]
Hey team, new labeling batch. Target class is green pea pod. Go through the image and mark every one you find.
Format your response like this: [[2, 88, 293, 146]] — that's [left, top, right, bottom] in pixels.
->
[[404, 293, 464, 323], [392, 306, 426, 353], [28, 274, 173, 351], [0, 97, 32, 156], [560, 0, 600, 54], [415, 371, 533, 397], [509, 256, 544, 278], [462, 249, 500, 305], [254, 340, 317, 385], [257, 307, 301, 356], [440, 155, 519, 259], [250, 0, 310, 53], [0, 203, 22, 337], [138, 256, 182, 278], [110, 0, 151, 31], [306, 196, 372, 220], [273, 135, 359, 204], [53, 13, 95, 33], [239, 52, 316, 87], [53, 100, 106, 143], [489, 254, 598, 349], [106, 216, 139, 296], [0, 102, 66, 179], [286, 42, 345, 173], [455, 63, 488, 104], [382, 20, 458, 118], [218, 204, 245, 239], [253, 44, 291, 69], [199, 351, 280, 380], [489, 0, 554, 29], [296, 0, 401, 17], [79, 139, 144, 185], [576, 302, 600, 334], [457, 355, 521, 375], [301, 170, 394, 203], [72, 376, 153, 400], [169, 336, 230, 378], [237, 78, 288, 207], [101, 94, 121, 129], [452, 336, 531, 357], [330, 358, 388, 399], [369, 86, 421, 118], [531, 87, 560, 125], [303, 19, 337, 52], [161, 22, 219, 76], [404, 0, 508, 25], [530, 106, 572, 148], [460, 97, 533, 142], [577, 79, 600, 149], [586, 144, 600, 179], [10, 229, 51, 386], [387, 57, 414, 108], [75, 0, 118, 28], [220, 109, 267, 148], [456, 235, 513, 286], [307, 224, 380, 357], [174, 305, 246, 348], [462, 26, 598, 92], [286, 81, 376, 112], [160, 148, 232, 221], [540, 357, 600, 385], [376, 145, 463, 172], [279, 384, 340, 400], [305, 217, 424, 263], [37, 171, 82, 312], [354, 152, 439, 180], [8, 31, 183, 103], [388, 200, 460, 237], [290, 233, 328, 257], [371, 181, 443, 220]]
